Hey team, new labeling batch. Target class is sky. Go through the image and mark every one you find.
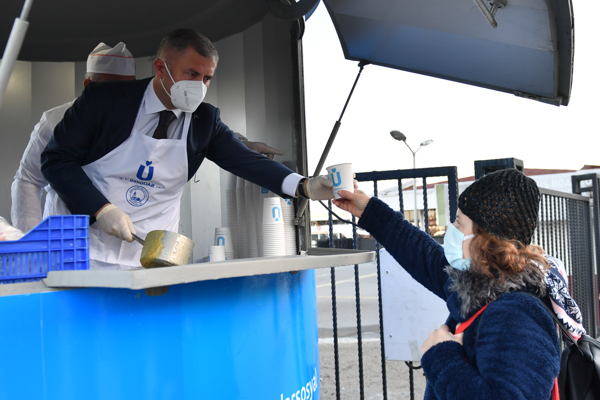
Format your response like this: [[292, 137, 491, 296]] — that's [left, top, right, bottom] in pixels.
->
[[302, 0, 599, 187]]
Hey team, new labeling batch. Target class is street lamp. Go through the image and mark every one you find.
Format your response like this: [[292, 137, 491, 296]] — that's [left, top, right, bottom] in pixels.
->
[[390, 130, 434, 230]]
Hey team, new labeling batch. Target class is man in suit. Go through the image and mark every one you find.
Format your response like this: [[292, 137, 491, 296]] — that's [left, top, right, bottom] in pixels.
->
[[41, 29, 333, 270]]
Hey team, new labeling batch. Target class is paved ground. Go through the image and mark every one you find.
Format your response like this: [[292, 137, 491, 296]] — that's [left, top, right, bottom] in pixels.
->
[[316, 263, 427, 399]]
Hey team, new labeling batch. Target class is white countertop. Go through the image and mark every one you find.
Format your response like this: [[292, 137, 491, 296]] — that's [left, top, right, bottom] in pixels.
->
[[39, 248, 375, 290]]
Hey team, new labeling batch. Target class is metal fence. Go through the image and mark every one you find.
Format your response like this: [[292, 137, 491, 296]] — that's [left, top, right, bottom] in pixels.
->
[[321, 168, 600, 400], [534, 188, 598, 338]]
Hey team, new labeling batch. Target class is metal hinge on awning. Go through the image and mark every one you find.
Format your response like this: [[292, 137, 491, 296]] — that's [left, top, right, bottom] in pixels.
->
[[474, 0, 507, 28]]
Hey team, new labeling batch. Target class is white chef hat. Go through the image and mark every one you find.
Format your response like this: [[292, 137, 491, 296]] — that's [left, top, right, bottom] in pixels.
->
[[86, 42, 135, 76]]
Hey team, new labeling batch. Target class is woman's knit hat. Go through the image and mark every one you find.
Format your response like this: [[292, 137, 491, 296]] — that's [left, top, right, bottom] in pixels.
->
[[458, 168, 539, 245]]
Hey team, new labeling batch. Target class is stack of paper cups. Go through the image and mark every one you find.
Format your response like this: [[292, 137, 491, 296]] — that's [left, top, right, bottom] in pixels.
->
[[245, 180, 258, 258], [236, 177, 248, 258], [225, 189, 238, 259], [257, 188, 276, 257], [262, 197, 286, 257], [326, 163, 354, 199], [214, 227, 235, 261], [208, 245, 227, 262], [281, 198, 296, 255], [254, 185, 264, 257]]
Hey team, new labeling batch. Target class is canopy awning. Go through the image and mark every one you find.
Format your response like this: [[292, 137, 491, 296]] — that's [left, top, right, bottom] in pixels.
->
[[1, 0, 269, 61], [322, 0, 574, 106]]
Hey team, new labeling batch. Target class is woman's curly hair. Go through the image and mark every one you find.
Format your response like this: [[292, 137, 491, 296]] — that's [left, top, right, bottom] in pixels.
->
[[469, 222, 548, 282]]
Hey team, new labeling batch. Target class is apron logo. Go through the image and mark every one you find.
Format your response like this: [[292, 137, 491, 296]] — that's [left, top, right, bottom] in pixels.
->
[[126, 185, 150, 207], [331, 168, 342, 187], [136, 161, 154, 181]]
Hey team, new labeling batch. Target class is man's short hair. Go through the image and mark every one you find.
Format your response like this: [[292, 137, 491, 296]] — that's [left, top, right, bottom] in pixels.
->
[[157, 29, 219, 64]]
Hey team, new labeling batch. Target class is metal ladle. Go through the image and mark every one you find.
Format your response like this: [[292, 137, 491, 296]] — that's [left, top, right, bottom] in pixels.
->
[[131, 230, 195, 296]]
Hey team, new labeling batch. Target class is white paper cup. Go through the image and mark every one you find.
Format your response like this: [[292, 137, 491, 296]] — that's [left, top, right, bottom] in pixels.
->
[[214, 227, 234, 253], [208, 245, 226, 262], [263, 197, 283, 225], [326, 163, 354, 199]]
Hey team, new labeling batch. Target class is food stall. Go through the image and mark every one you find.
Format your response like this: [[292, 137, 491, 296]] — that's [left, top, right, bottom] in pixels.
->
[[0, 0, 575, 398], [0, 2, 371, 399]]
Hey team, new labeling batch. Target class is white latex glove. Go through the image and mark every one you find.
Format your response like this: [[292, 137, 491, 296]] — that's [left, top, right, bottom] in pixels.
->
[[96, 204, 136, 242], [306, 175, 335, 200], [244, 141, 285, 160]]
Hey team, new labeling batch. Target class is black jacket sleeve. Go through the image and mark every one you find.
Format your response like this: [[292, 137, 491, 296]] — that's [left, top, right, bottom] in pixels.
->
[[188, 106, 296, 198]]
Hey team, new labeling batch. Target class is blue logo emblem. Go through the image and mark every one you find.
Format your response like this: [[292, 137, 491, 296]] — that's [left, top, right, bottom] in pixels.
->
[[126, 185, 150, 207], [136, 161, 154, 181], [331, 168, 342, 187], [261, 188, 268, 194], [285, 199, 292, 206], [217, 236, 225, 246], [272, 206, 281, 221]]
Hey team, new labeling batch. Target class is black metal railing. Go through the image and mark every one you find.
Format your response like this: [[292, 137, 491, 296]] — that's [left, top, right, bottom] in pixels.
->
[[534, 188, 598, 338]]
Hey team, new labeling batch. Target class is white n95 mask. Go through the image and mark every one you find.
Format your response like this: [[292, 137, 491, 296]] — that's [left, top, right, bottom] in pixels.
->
[[444, 223, 474, 271], [160, 60, 207, 113]]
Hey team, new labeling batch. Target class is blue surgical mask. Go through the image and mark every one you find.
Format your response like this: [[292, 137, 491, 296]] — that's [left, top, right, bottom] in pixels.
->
[[444, 223, 474, 271]]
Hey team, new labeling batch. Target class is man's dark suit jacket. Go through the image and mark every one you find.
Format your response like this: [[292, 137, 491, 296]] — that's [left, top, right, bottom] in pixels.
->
[[41, 77, 295, 220]]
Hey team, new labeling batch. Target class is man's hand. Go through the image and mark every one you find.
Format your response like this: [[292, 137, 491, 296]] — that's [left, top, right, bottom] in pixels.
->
[[420, 324, 464, 356], [332, 189, 371, 218], [96, 204, 136, 242], [303, 175, 334, 200], [243, 141, 285, 160]]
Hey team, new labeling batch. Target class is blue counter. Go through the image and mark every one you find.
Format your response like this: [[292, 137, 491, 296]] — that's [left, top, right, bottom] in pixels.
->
[[0, 270, 320, 400]]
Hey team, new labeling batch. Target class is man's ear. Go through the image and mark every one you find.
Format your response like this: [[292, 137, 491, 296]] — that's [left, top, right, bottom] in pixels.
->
[[153, 58, 165, 79]]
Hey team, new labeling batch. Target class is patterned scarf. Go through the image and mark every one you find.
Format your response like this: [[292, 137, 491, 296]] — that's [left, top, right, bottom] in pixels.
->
[[544, 255, 586, 339]]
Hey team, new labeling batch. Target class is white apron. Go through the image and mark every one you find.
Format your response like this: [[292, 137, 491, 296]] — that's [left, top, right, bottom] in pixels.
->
[[81, 126, 188, 270]]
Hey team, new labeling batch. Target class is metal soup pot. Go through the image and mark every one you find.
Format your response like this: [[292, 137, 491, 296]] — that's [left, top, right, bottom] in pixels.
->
[[132, 230, 195, 269]]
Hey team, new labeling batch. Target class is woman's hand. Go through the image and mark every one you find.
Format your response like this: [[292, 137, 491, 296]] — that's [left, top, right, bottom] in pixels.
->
[[420, 324, 464, 356], [332, 189, 371, 218]]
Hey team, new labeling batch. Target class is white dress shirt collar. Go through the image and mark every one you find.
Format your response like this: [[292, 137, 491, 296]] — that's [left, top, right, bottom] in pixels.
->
[[144, 78, 184, 121]]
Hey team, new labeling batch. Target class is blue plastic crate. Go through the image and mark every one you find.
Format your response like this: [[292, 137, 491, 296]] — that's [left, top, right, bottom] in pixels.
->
[[0, 215, 90, 284]]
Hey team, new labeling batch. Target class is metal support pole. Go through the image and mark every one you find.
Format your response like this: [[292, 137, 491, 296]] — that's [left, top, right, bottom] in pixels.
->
[[328, 199, 341, 400], [413, 154, 418, 230], [0, 0, 34, 109], [295, 61, 369, 222]]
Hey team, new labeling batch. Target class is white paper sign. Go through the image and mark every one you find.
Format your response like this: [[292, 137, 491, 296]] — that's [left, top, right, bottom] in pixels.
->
[[381, 249, 449, 362]]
